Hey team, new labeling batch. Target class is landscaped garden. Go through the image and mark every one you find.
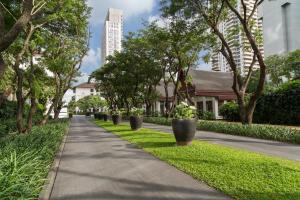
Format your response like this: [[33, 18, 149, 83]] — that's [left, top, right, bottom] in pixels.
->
[[0, 120, 69, 199], [94, 119, 300, 200]]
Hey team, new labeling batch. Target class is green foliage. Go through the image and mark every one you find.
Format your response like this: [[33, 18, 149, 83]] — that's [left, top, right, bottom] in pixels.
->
[[95, 120, 300, 200], [143, 117, 300, 144], [0, 120, 68, 199], [144, 117, 172, 126], [76, 95, 106, 113], [219, 102, 240, 121], [172, 102, 196, 119], [254, 80, 300, 125], [197, 111, 215, 120], [130, 107, 144, 117], [198, 121, 300, 144]]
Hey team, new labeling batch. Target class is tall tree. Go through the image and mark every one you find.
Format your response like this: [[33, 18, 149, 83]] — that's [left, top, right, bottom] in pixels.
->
[[162, 0, 266, 124], [0, 0, 46, 79]]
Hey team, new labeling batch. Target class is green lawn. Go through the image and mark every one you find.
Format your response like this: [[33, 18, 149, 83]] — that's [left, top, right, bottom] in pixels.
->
[[94, 120, 300, 200]]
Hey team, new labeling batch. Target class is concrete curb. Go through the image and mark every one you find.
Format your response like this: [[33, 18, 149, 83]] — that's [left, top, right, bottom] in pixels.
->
[[39, 124, 70, 200]]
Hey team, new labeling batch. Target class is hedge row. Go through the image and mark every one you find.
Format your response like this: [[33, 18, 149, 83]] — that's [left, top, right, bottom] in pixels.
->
[[0, 120, 69, 199], [143, 117, 300, 144]]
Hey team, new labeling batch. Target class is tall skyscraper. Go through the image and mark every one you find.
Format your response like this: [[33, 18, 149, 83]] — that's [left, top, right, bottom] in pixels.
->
[[212, 0, 264, 73], [101, 8, 123, 66], [258, 0, 300, 56]]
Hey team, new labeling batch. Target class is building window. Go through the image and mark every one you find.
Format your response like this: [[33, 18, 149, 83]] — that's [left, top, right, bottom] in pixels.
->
[[206, 101, 213, 112], [73, 88, 76, 94], [90, 89, 94, 93], [197, 101, 203, 112], [160, 101, 165, 115]]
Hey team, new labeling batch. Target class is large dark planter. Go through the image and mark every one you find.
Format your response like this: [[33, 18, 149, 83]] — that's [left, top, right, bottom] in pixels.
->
[[103, 114, 108, 121], [99, 113, 104, 120], [112, 115, 121, 125], [172, 119, 196, 146], [69, 113, 73, 119], [130, 116, 143, 130]]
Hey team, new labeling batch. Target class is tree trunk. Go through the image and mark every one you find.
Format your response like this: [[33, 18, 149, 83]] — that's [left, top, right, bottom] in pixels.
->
[[16, 70, 25, 133], [145, 102, 152, 116], [0, 53, 6, 79], [163, 81, 170, 118], [27, 95, 36, 132]]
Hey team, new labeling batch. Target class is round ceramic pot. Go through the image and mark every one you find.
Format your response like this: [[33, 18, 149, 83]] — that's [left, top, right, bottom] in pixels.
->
[[171, 119, 196, 146], [112, 115, 121, 125], [103, 114, 108, 121], [129, 116, 143, 131]]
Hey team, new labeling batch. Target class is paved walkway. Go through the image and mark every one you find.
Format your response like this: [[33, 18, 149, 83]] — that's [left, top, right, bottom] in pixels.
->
[[142, 123, 300, 162], [50, 116, 230, 200]]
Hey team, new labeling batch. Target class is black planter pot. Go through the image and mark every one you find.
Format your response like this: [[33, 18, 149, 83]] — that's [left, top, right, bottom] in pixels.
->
[[129, 116, 143, 130], [112, 115, 121, 125], [172, 119, 196, 146], [99, 113, 104, 120], [103, 114, 108, 121]]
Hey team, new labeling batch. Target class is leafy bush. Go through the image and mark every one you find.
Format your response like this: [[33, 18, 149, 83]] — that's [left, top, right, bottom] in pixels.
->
[[144, 117, 300, 144], [172, 102, 196, 119], [130, 107, 144, 116], [0, 118, 17, 137], [198, 121, 300, 144], [254, 80, 300, 125], [0, 120, 69, 199], [144, 117, 172, 126], [197, 111, 215, 120], [219, 102, 240, 121]]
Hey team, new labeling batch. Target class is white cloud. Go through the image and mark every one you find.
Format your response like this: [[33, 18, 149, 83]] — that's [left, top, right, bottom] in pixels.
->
[[87, 0, 156, 26], [81, 48, 101, 73], [148, 15, 170, 28], [75, 72, 90, 85]]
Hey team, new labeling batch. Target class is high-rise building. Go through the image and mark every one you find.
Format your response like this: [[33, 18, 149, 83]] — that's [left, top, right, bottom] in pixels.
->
[[212, 0, 264, 73], [258, 0, 300, 57], [101, 8, 123, 66]]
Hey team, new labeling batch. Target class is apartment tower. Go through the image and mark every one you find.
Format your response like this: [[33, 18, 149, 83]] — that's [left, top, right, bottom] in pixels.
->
[[101, 8, 123, 66], [212, 0, 264, 73], [258, 0, 300, 56]]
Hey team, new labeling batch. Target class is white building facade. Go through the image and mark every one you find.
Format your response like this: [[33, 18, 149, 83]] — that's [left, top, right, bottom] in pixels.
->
[[101, 8, 123, 66], [258, 0, 300, 56], [212, 0, 264, 73]]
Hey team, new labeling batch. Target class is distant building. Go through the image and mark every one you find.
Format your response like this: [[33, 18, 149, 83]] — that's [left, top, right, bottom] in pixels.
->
[[101, 8, 123, 66], [212, 0, 264, 73], [154, 69, 236, 119], [61, 82, 99, 106], [258, 0, 300, 56]]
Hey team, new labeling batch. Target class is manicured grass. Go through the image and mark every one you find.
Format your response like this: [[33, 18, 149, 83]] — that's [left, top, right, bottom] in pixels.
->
[[143, 117, 300, 144], [0, 120, 69, 199], [94, 120, 300, 200]]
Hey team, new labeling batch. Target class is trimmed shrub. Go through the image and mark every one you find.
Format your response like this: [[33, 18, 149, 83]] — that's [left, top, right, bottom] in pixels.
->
[[0, 120, 69, 199], [219, 102, 240, 121], [144, 117, 172, 126], [197, 111, 215, 120], [144, 117, 300, 144], [198, 120, 300, 144], [254, 80, 300, 125]]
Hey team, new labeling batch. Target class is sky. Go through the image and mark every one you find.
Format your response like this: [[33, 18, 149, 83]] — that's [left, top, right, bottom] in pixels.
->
[[78, 0, 210, 83]]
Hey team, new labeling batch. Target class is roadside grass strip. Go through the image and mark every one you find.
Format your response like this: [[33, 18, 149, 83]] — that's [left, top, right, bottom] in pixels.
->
[[94, 120, 300, 200]]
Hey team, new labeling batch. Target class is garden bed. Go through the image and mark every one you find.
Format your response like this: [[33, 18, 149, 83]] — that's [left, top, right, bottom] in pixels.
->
[[0, 120, 69, 199], [143, 117, 300, 144]]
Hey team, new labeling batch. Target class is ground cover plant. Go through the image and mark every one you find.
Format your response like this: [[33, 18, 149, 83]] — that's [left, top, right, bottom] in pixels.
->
[[143, 117, 300, 144], [94, 120, 300, 200], [0, 120, 69, 199]]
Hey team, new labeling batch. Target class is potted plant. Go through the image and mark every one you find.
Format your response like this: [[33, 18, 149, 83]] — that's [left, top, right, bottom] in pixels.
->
[[172, 102, 197, 146], [111, 109, 122, 125], [103, 111, 109, 121], [129, 107, 144, 131]]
